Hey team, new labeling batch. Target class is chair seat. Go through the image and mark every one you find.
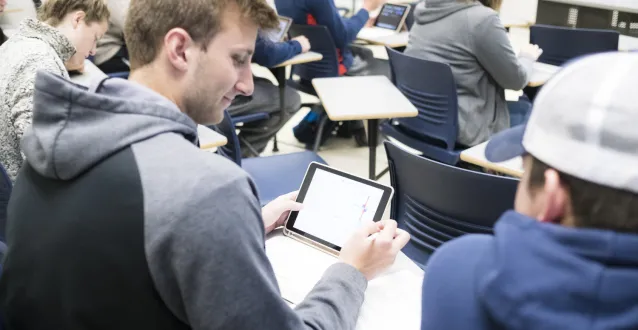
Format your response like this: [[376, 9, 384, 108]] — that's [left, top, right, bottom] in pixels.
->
[[242, 151, 327, 204], [381, 121, 463, 165], [287, 79, 316, 96], [231, 113, 270, 125]]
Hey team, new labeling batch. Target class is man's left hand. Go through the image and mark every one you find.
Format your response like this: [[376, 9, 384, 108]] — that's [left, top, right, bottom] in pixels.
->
[[262, 191, 303, 234]]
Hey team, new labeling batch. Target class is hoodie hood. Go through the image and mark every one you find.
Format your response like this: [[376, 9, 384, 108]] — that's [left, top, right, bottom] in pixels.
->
[[413, 0, 481, 25], [22, 72, 198, 180], [479, 211, 638, 329]]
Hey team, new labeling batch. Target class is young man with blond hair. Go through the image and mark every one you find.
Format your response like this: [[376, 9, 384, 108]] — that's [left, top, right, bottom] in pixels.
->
[[0, 0, 109, 182], [0, 0, 410, 329]]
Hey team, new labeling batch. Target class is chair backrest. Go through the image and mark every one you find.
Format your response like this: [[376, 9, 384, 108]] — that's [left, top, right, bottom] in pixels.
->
[[0, 162, 12, 242], [288, 24, 340, 80], [386, 47, 459, 150], [384, 141, 518, 263], [211, 110, 242, 166], [530, 24, 619, 66]]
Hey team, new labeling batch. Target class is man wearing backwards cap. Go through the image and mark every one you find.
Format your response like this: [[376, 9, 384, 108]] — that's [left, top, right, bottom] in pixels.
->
[[419, 52, 638, 330]]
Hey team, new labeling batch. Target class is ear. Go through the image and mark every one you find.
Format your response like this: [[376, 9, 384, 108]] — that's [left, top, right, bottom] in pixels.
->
[[163, 28, 194, 73], [71, 11, 86, 29], [538, 169, 568, 224]]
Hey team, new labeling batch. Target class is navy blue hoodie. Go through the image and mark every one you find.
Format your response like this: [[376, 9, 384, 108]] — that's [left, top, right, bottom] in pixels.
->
[[253, 35, 302, 68], [421, 211, 638, 329]]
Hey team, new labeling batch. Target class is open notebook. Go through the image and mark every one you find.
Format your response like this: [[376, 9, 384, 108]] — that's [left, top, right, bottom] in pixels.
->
[[265, 234, 423, 330]]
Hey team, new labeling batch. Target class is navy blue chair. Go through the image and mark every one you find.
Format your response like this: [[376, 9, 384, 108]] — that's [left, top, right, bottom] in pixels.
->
[[382, 47, 463, 165], [384, 141, 518, 269], [230, 112, 271, 157], [213, 110, 327, 205], [0, 162, 11, 243], [530, 24, 619, 66]]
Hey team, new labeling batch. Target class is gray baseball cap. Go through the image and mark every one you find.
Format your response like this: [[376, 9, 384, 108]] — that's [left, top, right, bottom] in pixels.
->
[[485, 52, 638, 193]]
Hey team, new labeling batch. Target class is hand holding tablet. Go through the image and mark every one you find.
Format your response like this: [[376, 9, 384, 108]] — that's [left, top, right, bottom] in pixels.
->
[[282, 162, 410, 281]]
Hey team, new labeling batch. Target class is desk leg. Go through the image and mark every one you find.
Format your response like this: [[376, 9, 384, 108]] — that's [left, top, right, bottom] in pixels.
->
[[368, 119, 378, 181], [273, 67, 287, 153]]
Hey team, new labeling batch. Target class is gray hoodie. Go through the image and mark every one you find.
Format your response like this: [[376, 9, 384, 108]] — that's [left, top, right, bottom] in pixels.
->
[[405, 0, 534, 146], [0, 71, 367, 330]]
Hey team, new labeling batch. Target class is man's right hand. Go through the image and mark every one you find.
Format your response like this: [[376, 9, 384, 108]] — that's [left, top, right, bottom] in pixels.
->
[[339, 220, 410, 281], [519, 44, 543, 61], [362, 0, 386, 13], [292, 36, 311, 53]]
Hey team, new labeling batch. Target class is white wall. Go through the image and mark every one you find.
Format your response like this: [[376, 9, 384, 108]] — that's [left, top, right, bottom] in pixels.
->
[[0, 0, 37, 29]]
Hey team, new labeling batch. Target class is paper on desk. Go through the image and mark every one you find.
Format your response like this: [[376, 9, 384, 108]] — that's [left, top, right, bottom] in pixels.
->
[[505, 89, 523, 101], [266, 235, 424, 330], [356, 269, 423, 330]]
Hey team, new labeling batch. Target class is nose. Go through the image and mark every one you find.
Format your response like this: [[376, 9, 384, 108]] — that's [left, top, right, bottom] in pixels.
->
[[234, 67, 254, 97], [89, 43, 97, 57]]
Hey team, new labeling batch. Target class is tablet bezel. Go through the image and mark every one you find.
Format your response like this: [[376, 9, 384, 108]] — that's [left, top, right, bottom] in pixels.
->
[[284, 162, 394, 253], [373, 3, 411, 32], [275, 16, 293, 42]]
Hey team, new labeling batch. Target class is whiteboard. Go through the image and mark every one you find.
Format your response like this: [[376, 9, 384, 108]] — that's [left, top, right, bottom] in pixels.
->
[[545, 0, 638, 12]]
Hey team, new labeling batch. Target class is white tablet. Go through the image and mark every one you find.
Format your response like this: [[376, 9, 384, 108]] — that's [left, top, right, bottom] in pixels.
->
[[374, 3, 411, 32], [262, 16, 293, 42], [284, 162, 394, 255]]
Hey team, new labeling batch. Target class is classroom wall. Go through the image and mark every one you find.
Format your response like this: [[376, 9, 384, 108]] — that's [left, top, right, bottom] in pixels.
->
[[568, 0, 638, 11], [500, 0, 538, 23], [0, 0, 37, 30]]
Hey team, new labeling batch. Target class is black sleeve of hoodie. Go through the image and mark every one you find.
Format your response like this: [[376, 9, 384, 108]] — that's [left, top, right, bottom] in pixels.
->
[[471, 14, 534, 90], [144, 171, 367, 330]]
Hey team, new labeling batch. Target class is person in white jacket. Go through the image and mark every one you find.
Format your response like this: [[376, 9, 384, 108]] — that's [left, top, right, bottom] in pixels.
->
[[0, 0, 109, 181]]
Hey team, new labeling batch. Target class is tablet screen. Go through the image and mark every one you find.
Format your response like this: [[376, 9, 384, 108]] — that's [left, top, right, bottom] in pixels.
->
[[286, 163, 393, 251], [263, 16, 292, 42], [375, 4, 408, 30]]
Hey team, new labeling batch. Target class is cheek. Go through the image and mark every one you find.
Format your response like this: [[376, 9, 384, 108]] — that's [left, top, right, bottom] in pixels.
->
[[514, 185, 538, 217]]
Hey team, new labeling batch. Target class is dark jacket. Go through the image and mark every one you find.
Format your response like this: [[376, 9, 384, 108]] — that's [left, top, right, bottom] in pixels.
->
[[253, 34, 302, 68], [421, 211, 638, 329]]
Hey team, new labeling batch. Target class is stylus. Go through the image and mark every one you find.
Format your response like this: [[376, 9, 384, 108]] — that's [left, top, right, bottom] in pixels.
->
[[367, 232, 379, 241]]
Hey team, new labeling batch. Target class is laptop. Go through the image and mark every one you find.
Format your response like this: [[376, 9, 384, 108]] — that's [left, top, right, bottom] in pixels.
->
[[357, 3, 411, 40], [262, 15, 293, 42]]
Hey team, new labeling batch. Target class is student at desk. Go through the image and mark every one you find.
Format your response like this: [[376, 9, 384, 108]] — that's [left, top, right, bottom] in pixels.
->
[[275, 0, 385, 76], [0, 0, 109, 182], [420, 53, 638, 329], [276, 0, 387, 147], [0, 0, 410, 329], [405, 0, 542, 147], [228, 33, 311, 156]]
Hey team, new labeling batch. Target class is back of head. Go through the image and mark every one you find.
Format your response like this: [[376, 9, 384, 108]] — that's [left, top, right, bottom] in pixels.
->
[[37, 0, 110, 26], [487, 52, 638, 233], [125, 0, 278, 70], [476, 0, 502, 11]]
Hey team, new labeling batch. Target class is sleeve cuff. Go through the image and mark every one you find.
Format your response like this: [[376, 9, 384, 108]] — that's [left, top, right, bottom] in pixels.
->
[[324, 262, 368, 296], [289, 40, 303, 54]]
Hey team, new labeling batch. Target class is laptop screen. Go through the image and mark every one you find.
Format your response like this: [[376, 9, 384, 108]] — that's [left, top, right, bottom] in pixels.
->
[[375, 4, 408, 30], [263, 16, 292, 42]]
